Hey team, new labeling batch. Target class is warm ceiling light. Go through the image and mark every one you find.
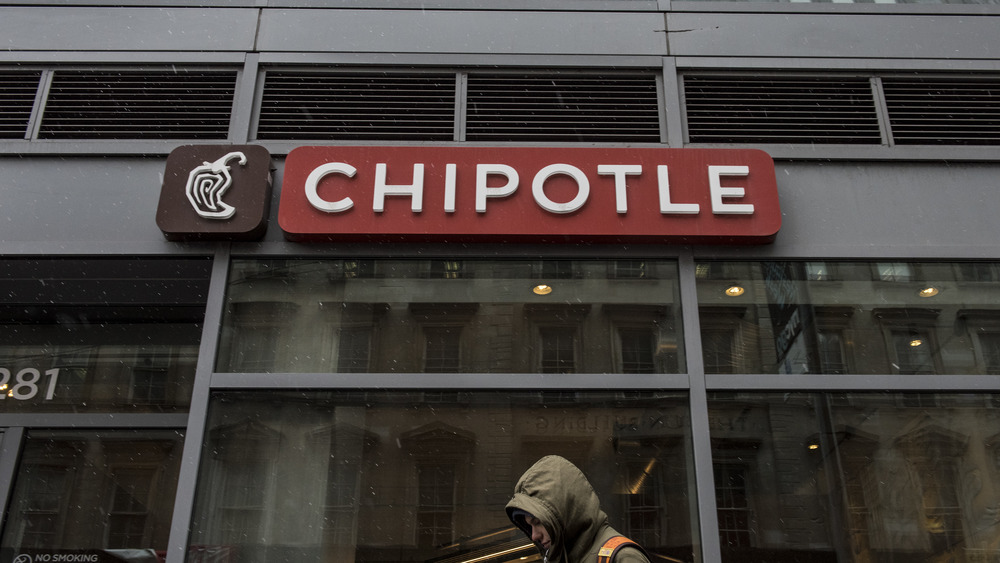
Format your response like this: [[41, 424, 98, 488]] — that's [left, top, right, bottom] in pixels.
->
[[919, 287, 939, 298], [910, 339, 923, 347], [725, 285, 745, 297], [533, 284, 553, 295], [808, 443, 820, 451]]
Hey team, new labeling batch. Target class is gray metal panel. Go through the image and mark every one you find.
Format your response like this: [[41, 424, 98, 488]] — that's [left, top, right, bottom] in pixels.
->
[[678, 252, 722, 563], [166, 247, 230, 563], [0, 7, 260, 52], [0, 52, 248, 64], [210, 372, 692, 389], [251, 159, 1000, 259], [667, 13, 1000, 60], [257, 9, 669, 55], [269, 0, 661, 9], [255, 52, 665, 68], [0, 427, 25, 531], [0, 414, 189, 427], [764, 161, 1000, 259], [0, 157, 196, 252], [3, 156, 999, 259]]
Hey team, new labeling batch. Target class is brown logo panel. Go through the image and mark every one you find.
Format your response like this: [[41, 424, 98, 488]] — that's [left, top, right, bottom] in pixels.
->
[[156, 144, 273, 241]]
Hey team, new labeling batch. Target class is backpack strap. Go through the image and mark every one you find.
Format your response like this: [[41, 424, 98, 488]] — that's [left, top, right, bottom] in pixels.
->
[[597, 536, 645, 563]]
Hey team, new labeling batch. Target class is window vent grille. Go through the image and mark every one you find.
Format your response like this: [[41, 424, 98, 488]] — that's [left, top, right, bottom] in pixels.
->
[[38, 70, 236, 140], [0, 71, 41, 139], [257, 72, 456, 141], [466, 73, 660, 142], [684, 75, 881, 144], [882, 76, 1000, 145]]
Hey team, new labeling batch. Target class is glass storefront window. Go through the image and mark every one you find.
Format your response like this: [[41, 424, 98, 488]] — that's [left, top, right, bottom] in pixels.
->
[[708, 392, 1000, 563], [0, 258, 211, 413], [0, 429, 185, 562], [216, 259, 684, 374], [696, 261, 1000, 374], [188, 391, 696, 563]]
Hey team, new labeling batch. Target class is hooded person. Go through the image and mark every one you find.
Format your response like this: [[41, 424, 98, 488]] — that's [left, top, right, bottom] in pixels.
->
[[505, 455, 650, 563]]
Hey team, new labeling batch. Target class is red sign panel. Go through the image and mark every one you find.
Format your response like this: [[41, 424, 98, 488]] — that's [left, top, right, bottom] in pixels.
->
[[278, 146, 780, 243]]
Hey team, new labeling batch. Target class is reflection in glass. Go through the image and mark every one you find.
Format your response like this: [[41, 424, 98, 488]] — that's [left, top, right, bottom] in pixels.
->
[[189, 391, 696, 563], [708, 392, 1000, 563], [0, 258, 210, 412], [216, 260, 684, 374], [696, 261, 1000, 374], [0, 430, 185, 560]]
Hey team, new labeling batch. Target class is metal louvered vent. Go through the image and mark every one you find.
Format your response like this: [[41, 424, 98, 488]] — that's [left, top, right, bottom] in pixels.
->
[[684, 75, 881, 144], [0, 71, 41, 139], [38, 70, 236, 140], [466, 73, 660, 142], [257, 72, 456, 141], [882, 76, 1000, 145]]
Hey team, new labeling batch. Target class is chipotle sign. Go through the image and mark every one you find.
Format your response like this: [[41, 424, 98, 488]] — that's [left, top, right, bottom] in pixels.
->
[[156, 144, 273, 241], [278, 146, 780, 243]]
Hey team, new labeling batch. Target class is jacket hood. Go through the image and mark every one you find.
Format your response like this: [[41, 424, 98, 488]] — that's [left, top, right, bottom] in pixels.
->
[[505, 455, 609, 563]]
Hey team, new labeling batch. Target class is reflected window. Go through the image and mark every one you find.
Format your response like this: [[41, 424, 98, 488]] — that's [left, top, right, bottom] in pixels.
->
[[817, 330, 848, 374], [540, 327, 577, 373], [619, 328, 657, 374], [702, 329, 737, 374], [417, 464, 455, 548], [537, 260, 578, 280], [342, 259, 377, 279], [891, 329, 937, 375], [958, 263, 1000, 282], [979, 332, 1000, 375], [428, 261, 464, 279], [806, 261, 838, 281], [338, 328, 373, 373], [714, 462, 752, 549], [1, 430, 183, 557], [424, 327, 462, 373], [198, 420, 279, 547], [621, 461, 664, 547], [107, 467, 155, 548], [10, 466, 68, 548], [324, 461, 360, 545], [877, 262, 914, 282], [614, 261, 649, 279], [219, 460, 268, 541]]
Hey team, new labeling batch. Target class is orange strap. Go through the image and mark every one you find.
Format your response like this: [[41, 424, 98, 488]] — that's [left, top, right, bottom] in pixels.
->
[[597, 536, 643, 563]]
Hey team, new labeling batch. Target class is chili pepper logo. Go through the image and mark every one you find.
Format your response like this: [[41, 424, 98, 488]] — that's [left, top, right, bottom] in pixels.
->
[[185, 151, 248, 220]]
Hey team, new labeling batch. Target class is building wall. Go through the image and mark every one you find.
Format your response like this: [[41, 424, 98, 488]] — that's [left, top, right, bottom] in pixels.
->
[[1, 1, 999, 563]]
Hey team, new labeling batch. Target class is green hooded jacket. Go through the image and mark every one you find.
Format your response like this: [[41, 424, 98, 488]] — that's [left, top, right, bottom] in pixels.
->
[[505, 455, 650, 563]]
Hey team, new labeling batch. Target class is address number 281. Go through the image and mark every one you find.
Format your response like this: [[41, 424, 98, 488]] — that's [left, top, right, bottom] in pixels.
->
[[0, 368, 60, 401]]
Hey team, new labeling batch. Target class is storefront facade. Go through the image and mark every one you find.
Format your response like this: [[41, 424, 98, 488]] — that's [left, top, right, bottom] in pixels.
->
[[2, 1, 1000, 562]]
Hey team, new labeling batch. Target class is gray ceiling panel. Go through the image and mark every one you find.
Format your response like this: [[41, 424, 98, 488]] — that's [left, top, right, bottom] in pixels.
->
[[257, 9, 669, 56], [667, 13, 1000, 60], [0, 7, 259, 52]]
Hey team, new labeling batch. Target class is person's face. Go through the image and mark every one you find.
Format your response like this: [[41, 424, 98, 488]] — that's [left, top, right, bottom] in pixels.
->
[[525, 515, 552, 551]]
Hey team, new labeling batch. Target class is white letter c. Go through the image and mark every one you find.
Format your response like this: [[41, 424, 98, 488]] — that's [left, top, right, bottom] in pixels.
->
[[305, 162, 356, 213]]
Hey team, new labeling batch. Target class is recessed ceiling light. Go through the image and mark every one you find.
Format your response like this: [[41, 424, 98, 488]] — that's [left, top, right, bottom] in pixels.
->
[[533, 284, 553, 295], [725, 285, 745, 297], [910, 339, 923, 347], [918, 287, 939, 298]]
